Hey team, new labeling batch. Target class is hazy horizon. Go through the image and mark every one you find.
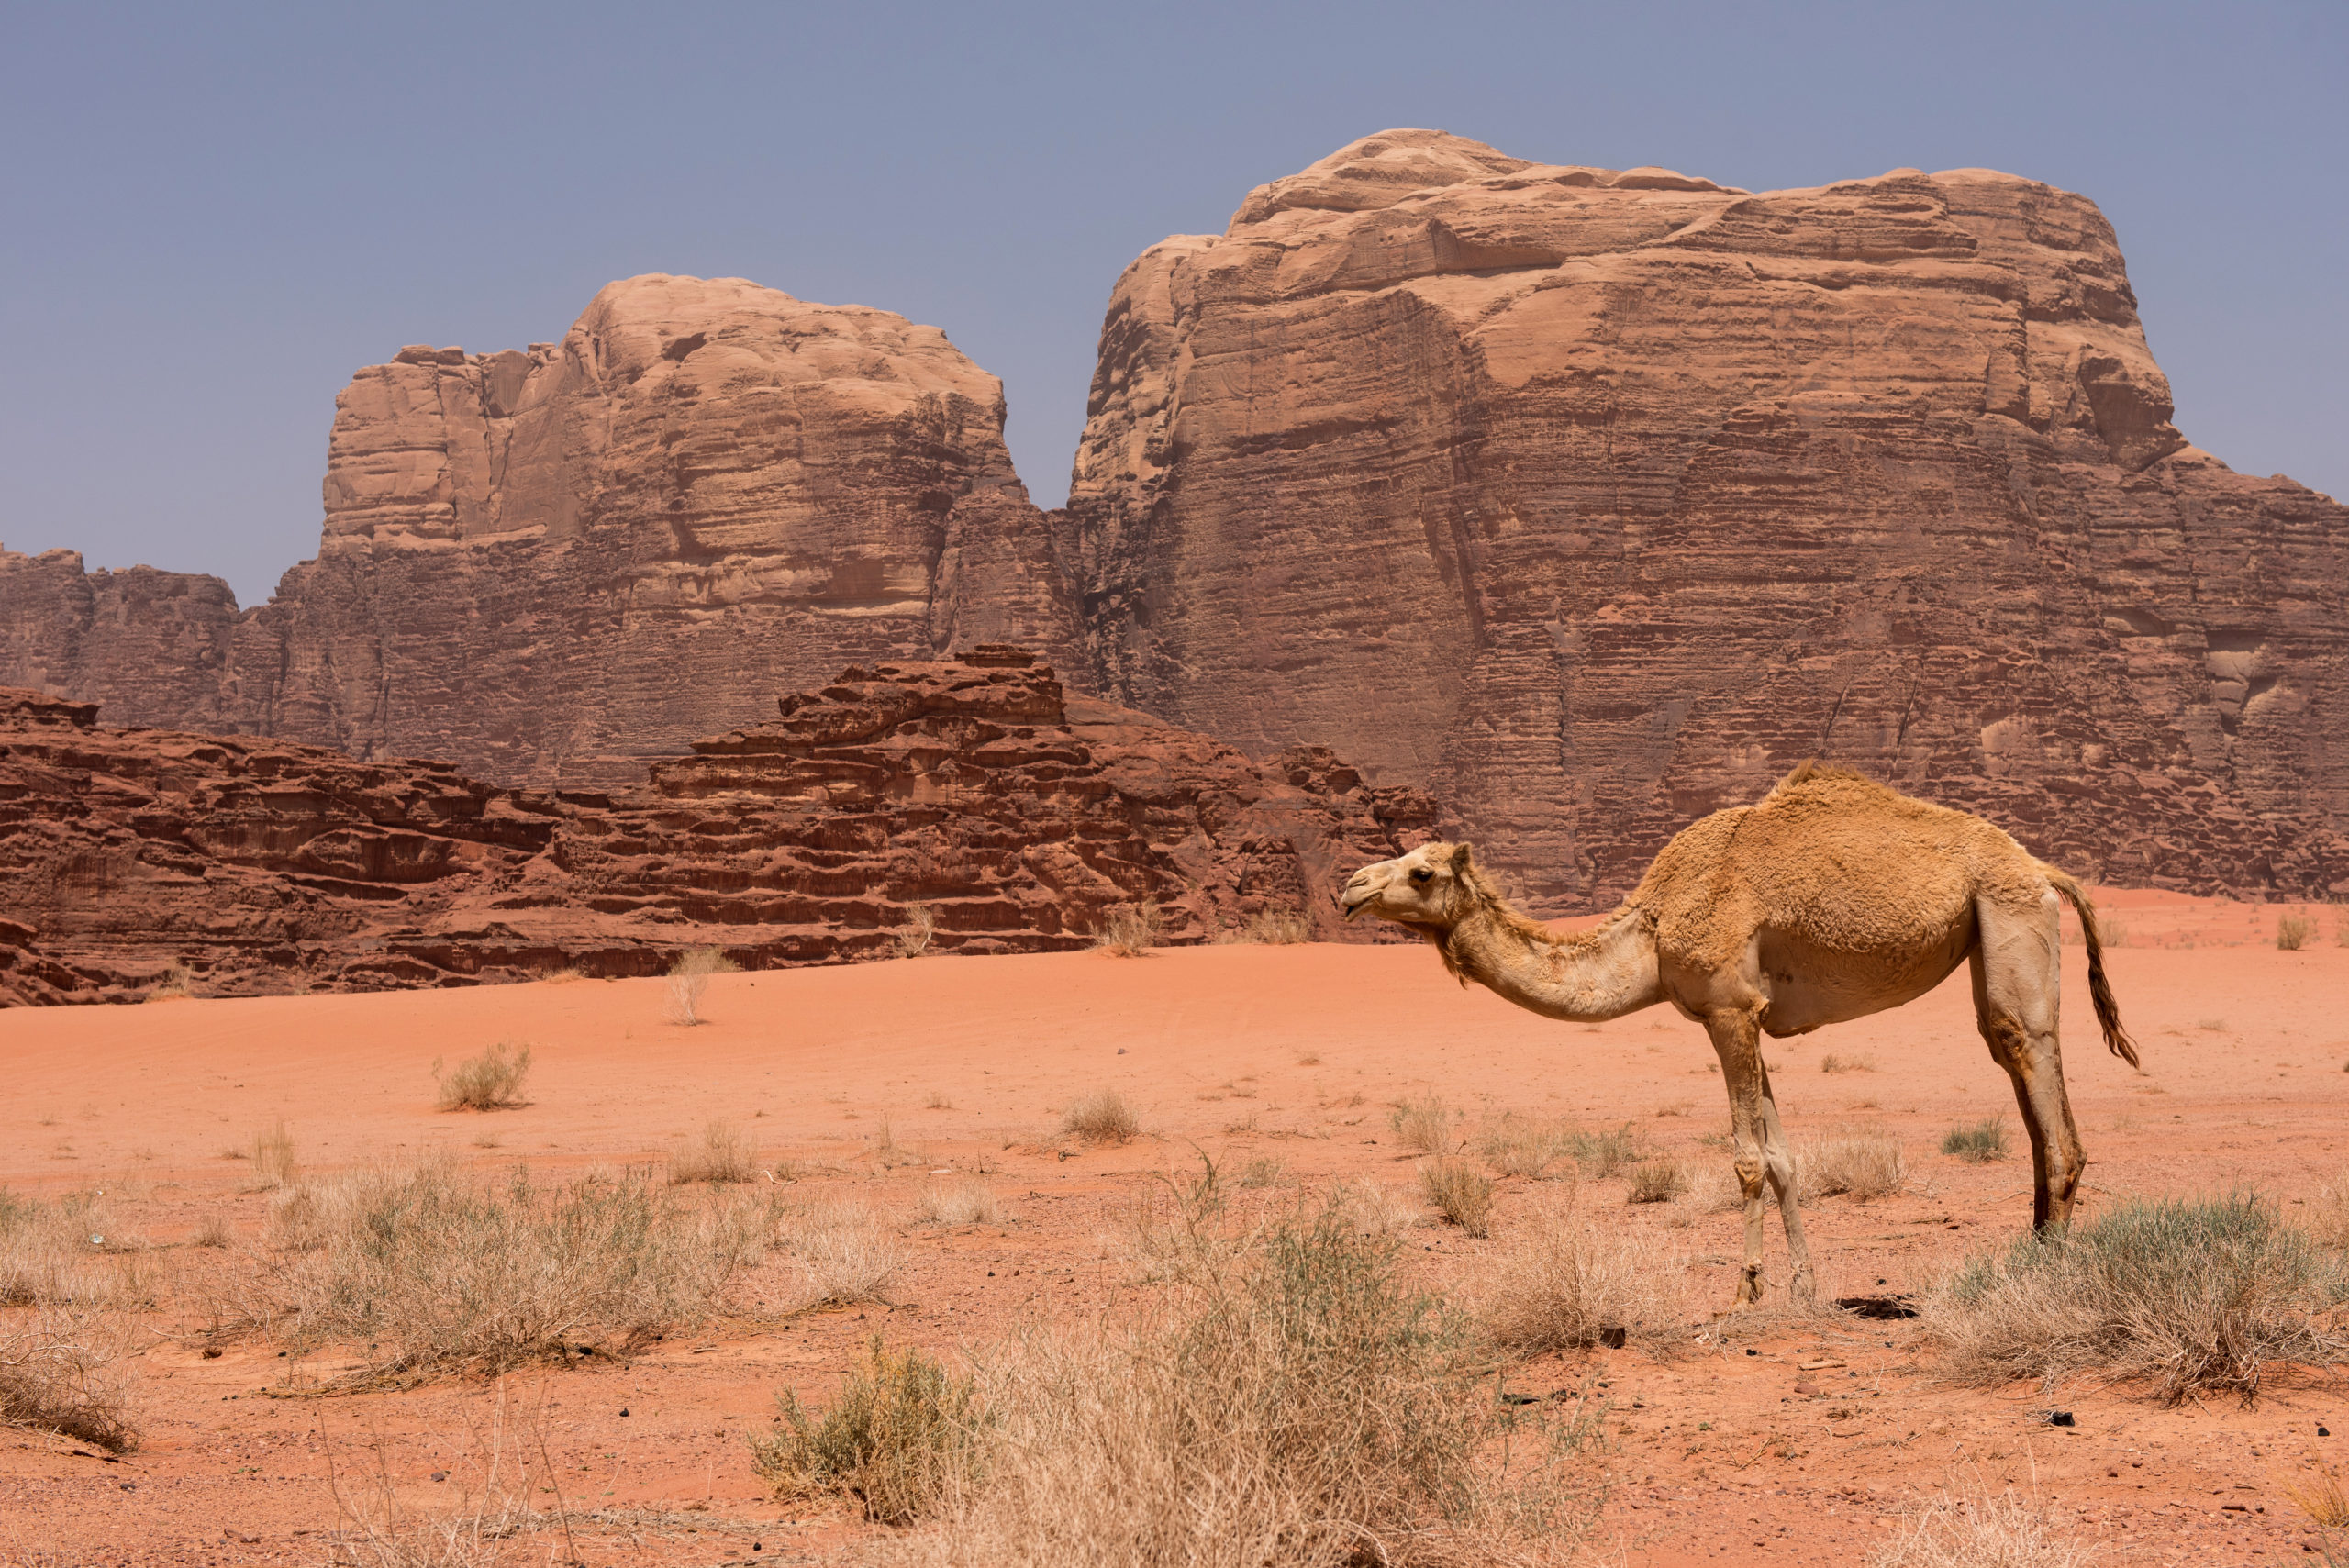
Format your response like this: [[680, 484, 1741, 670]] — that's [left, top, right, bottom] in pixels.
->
[[5, 1, 2342, 606]]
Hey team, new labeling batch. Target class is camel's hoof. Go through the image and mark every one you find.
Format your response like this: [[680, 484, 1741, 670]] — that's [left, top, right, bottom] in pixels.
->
[[1733, 1270, 1765, 1307]]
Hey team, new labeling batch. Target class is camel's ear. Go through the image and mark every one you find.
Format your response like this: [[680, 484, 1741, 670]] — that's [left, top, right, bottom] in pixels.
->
[[1448, 842, 1475, 873]]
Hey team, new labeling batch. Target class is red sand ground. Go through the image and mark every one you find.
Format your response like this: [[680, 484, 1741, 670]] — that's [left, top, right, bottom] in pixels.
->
[[5, 888, 2348, 1565]]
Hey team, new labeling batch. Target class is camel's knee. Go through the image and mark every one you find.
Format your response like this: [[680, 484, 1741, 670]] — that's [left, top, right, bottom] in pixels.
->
[[1733, 1157, 1766, 1202]]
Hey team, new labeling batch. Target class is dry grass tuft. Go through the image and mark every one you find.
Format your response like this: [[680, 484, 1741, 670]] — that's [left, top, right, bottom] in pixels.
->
[[1063, 1091, 1140, 1145], [1627, 1160, 1689, 1205], [669, 1121, 758, 1184], [1941, 1117, 2009, 1163], [2279, 913, 2316, 951], [2282, 1466, 2349, 1530], [895, 904, 938, 959], [1929, 1192, 2349, 1405], [1092, 901, 1163, 958], [751, 1337, 985, 1525], [318, 1382, 554, 1567], [250, 1120, 297, 1190], [1820, 1052, 1877, 1074], [0, 1189, 142, 1308], [191, 1212, 234, 1250], [146, 961, 195, 1003], [917, 1179, 1006, 1227], [1388, 1094, 1455, 1156], [903, 1202, 1596, 1565], [1565, 1124, 1645, 1179], [263, 1159, 768, 1382], [1475, 1115, 1575, 1181], [774, 1197, 904, 1316], [432, 1042, 531, 1112], [1800, 1129, 1906, 1202], [663, 946, 739, 1026], [1332, 1180, 1424, 1237], [1419, 1158, 1495, 1237], [1230, 907, 1312, 945], [0, 1306, 136, 1452], [1482, 1211, 1685, 1354], [1868, 1485, 2089, 1568]]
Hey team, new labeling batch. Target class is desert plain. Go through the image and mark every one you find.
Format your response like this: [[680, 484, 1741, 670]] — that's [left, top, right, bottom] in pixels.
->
[[4, 889, 2347, 1566]]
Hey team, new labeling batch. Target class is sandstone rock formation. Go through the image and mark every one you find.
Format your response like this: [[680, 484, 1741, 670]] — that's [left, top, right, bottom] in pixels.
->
[[0, 274, 1077, 784], [1063, 128, 2349, 906], [0, 653, 1443, 1005]]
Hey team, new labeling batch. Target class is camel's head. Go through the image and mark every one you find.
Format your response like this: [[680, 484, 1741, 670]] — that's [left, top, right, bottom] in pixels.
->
[[1340, 842, 1482, 929]]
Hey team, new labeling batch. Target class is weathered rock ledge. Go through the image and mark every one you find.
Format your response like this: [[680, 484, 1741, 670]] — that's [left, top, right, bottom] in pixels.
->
[[0, 651, 1447, 1005]]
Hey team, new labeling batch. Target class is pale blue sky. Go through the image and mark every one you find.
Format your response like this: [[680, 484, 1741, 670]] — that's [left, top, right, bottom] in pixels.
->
[[4, 1, 2341, 606]]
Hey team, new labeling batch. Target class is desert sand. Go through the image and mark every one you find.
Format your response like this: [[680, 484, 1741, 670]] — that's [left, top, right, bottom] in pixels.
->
[[6, 888, 2347, 1564]]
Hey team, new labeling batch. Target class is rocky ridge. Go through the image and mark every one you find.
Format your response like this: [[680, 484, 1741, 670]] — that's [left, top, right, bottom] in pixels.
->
[[0, 652, 1443, 1005], [0, 274, 1077, 783], [1061, 129, 2349, 905]]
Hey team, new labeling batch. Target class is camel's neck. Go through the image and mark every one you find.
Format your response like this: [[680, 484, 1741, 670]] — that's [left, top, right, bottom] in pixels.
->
[[1439, 903, 1663, 1022]]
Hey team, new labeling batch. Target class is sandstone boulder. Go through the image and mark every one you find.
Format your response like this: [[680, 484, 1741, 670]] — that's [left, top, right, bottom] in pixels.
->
[[1062, 129, 2349, 905]]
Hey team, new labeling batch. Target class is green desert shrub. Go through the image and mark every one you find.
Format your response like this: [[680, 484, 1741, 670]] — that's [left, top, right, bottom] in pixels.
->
[[1931, 1193, 2349, 1404]]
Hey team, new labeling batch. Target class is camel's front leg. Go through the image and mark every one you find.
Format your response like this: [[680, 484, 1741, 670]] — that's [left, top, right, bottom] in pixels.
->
[[1707, 1006, 1776, 1306]]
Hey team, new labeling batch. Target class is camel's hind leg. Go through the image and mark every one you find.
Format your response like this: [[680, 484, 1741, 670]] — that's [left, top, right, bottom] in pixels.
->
[[1971, 891, 2087, 1229], [1707, 1006, 1813, 1304]]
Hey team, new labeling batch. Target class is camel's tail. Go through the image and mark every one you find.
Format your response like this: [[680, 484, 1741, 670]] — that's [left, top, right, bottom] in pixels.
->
[[2044, 867, 2142, 1069]]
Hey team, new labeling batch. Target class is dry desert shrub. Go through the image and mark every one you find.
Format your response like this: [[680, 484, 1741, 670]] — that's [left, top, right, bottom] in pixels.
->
[[1482, 1208, 1685, 1355], [1237, 1158, 1285, 1191], [1868, 1485, 2090, 1568], [894, 904, 937, 959], [774, 1196, 904, 1315], [663, 946, 739, 1026], [1929, 1192, 2349, 1405], [1419, 1158, 1495, 1237], [432, 1042, 531, 1112], [1941, 1117, 2009, 1163], [146, 961, 195, 1003], [1627, 1159, 1690, 1205], [2307, 1178, 2349, 1249], [669, 1120, 758, 1184], [1333, 1180, 1424, 1237], [1388, 1094, 1456, 1156], [1820, 1052, 1877, 1074], [0, 1305, 137, 1452], [1476, 1114, 1574, 1180], [751, 1337, 985, 1524], [1683, 1162, 1745, 1215], [901, 1203, 1593, 1566], [264, 1159, 768, 1383], [1232, 906, 1312, 945], [1092, 901, 1163, 957], [1800, 1129, 1906, 1202], [191, 1211, 234, 1250], [917, 1178, 1006, 1227], [1063, 1090, 1140, 1144], [2279, 913, 2317, 951], [0, 1189, 139, 1308], [1564, 1123, 1645, 1179], [249, 1120, 297, 1190]]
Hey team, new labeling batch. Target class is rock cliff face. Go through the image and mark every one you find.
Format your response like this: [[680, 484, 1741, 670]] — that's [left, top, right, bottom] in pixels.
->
[[1063, 129, 2349, 905], [0, 653, 1443, 1005], [0, 274, 1077, 784]]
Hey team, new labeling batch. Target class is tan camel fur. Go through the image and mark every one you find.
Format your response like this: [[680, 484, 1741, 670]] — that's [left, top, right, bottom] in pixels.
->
[[1340, 762, 2138, 1306]]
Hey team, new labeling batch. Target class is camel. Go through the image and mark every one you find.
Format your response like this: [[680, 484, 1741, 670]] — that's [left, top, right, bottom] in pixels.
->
[[1339, 762, 2138, 1307]]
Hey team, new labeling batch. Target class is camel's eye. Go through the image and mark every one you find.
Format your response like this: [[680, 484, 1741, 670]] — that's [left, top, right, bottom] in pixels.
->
[[1409, 867, 1434, 884]]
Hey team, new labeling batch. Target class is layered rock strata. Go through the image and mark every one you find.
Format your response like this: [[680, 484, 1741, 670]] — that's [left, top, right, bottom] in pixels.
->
[[0, 274, 1077, 784], [0, 652, 1445, 1005], [1063, 129, 2349, 905]]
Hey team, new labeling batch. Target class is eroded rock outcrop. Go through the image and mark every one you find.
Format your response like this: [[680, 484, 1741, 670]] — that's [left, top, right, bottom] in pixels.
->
[[1063, 128, 2349, 905], [1, 274, 1077, 783], [0, 653, 1445, 1004]]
